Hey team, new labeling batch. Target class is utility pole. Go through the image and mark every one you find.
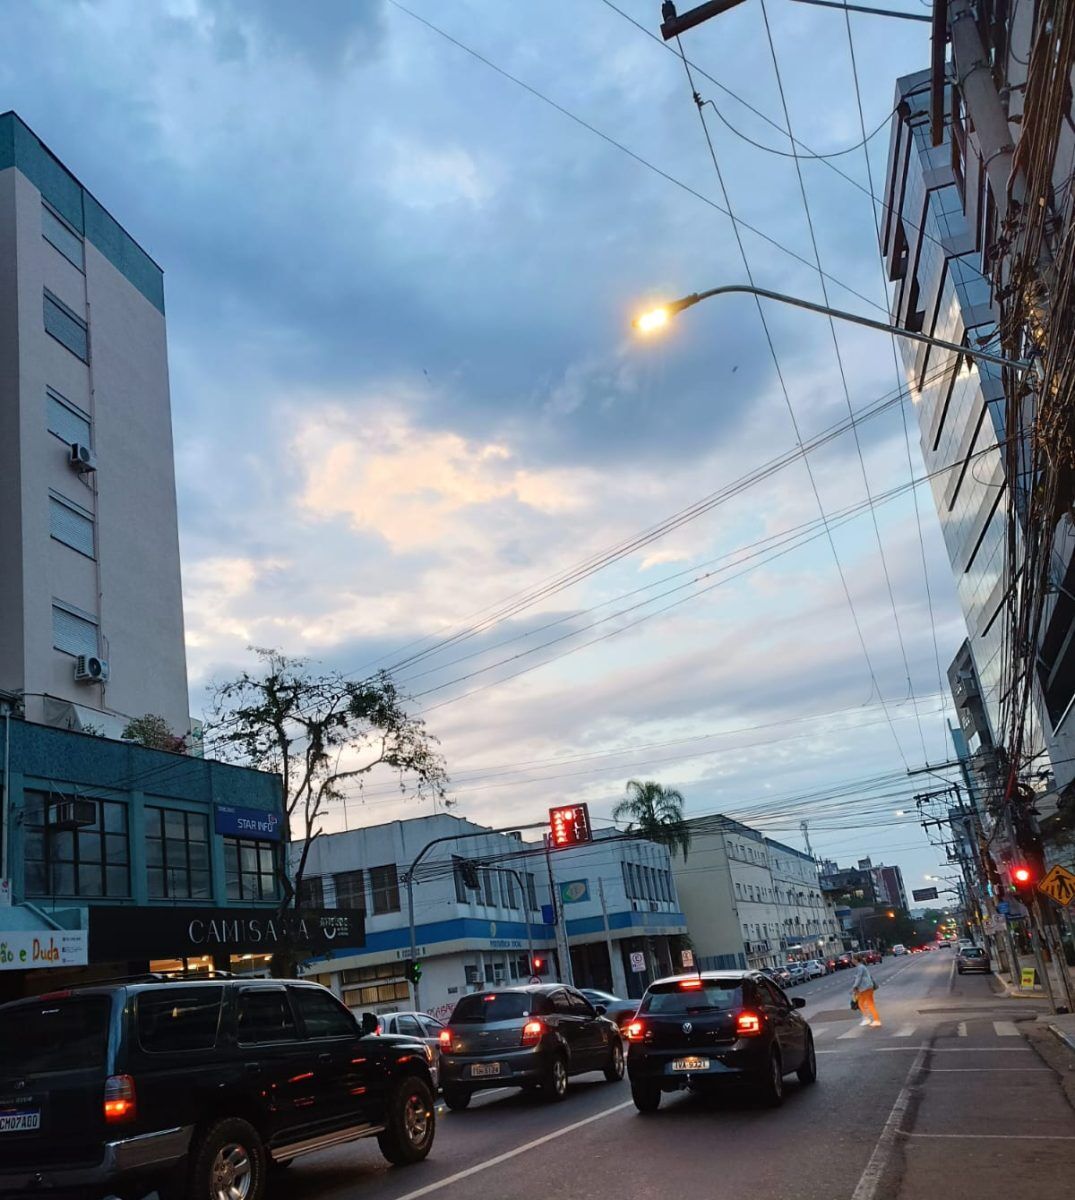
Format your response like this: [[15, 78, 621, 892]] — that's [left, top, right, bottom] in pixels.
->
[[544, 834, 574, 986], [800, 820, 814, 862], [597, 877, 626, 995]]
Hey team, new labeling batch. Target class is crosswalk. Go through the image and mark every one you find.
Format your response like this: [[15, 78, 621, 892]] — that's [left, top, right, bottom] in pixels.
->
[[813, 1018, 1026, 1043]]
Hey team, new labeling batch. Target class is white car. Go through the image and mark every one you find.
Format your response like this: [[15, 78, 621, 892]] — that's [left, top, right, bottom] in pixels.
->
[[803, 960, 826, 980], [785, 964, 807, 984], [892, 943, 908, 956]]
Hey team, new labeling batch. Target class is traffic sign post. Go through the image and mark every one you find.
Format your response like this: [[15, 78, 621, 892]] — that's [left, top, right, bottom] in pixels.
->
[[1038, 863, 1075, 907], [629, 951, 646, 973]]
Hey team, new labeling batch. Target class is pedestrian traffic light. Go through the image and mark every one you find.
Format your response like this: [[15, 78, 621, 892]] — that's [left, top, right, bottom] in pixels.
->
[[404, 959, 423, 985]]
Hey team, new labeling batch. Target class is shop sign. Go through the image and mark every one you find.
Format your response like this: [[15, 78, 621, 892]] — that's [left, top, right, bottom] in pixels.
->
[[214, 805, 282, 841], [89, 906, 363, 961], [0, 929, 87, 971]]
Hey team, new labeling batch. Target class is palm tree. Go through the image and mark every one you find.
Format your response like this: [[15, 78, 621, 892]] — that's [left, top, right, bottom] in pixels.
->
[[612, 779, 691, 860]]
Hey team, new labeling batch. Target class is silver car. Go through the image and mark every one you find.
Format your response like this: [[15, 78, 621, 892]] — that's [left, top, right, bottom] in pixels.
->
[[365, 1010, 446, 1084], [955, 945, 990, 974]]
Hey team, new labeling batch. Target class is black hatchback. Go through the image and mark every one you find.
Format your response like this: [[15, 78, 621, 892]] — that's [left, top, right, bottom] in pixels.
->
[[625, 971, 816, 1111], [438, 984, 624, 1108]]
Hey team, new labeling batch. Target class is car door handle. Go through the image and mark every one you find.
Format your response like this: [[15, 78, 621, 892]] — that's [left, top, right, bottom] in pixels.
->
[[317, 1052, 332, 1062]]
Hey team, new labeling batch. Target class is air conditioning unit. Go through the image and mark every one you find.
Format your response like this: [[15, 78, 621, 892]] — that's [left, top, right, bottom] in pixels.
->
[[74, 654, 109, 683], [69, 442, 97, 472], [48, 796, 97, 829]]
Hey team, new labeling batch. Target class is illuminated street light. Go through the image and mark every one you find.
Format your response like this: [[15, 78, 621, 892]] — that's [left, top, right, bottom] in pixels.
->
[[632, 284, 1032, 373]]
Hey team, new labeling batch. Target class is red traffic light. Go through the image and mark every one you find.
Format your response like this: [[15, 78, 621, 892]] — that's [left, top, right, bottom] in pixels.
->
[[1012, 865, 1033, 886], [549, 803, 593, 848]]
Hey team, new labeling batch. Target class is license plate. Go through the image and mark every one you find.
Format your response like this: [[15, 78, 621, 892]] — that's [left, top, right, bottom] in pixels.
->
[[671, 1057, 710, 1072], [0, 1111, 41, 1133], [469, 1062, 502, 1078]]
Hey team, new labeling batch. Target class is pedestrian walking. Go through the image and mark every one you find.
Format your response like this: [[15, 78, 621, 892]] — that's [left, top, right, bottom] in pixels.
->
[[851, 955, 881, 1027]]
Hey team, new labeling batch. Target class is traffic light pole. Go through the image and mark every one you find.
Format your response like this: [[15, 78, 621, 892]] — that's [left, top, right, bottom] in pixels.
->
[[544, 834, 574, 986], [403, 821, 548, 1011]]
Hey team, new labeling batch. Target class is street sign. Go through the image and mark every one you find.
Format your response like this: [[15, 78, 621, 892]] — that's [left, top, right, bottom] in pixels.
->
[[559, 879, 590, 904], [912, 886, 939, 901], [996, 900, 1010, 915], [680, 948, 695, 969], [1020, 967, 1038, 989], [548, 804, 593, 848], [629, 951, 646, 973], [1038, 863, 1075, 907]]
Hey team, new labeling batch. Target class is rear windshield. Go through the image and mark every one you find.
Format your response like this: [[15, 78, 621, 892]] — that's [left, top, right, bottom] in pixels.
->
[[960, 947, 985, 958], [451, 992, 538, 1023], [640, 982, 743, 1014], [0, 994, 111, 1075]]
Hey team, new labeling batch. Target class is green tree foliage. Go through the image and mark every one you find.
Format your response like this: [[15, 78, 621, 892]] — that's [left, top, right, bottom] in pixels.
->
[[612, 779, 691, 860], [121, 713, 187, 754]]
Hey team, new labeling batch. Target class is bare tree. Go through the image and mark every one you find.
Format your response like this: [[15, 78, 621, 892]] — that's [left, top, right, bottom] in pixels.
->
[[208, 649, 449, 967]]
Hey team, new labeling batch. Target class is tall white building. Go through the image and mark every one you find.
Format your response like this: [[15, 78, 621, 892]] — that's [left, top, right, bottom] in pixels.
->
[[0, 111, 190, 739]]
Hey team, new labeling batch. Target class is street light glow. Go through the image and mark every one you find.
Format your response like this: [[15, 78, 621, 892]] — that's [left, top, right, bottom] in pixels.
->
[[634, 305, 671, 334]]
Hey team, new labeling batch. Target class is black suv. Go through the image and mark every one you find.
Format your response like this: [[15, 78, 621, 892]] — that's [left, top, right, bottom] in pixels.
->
[[625, 971, 815, 1112], [0, 976, 437, 1200], [438, 984, 624, 1108]]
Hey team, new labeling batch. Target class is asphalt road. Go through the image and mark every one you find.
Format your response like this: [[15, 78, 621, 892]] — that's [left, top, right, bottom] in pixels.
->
[[275, 953, 1074, 1200]]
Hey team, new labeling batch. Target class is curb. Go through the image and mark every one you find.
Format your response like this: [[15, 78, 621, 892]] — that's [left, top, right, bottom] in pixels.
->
[[1048, 1022, 1075, 1056]]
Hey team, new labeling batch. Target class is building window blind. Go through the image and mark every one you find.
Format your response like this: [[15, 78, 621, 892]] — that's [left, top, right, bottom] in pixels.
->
[[52, 602, 98, 658], [42, 203, 85, 269], [47, 389, 91, 446], [43, 290, 88, 361], [49, 493, 95, 558]]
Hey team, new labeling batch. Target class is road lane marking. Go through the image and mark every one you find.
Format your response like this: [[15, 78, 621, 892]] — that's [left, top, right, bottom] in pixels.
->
[[924, 1067, 1050, 1072], [838, 1025, 867, 1040], [812, 1024, 834, 1039], [894, 1025, 916, 1038], [956, 1022, 967, 1037], [993, 1020, 1020, 1037], [391, 1100, 634, 1200], [850, 1046, 927, 1200], [929, 1047, 1032, 1053]]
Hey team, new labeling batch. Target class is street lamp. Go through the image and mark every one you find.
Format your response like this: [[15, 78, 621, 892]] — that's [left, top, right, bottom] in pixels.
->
[[632, 284, 1032, 373]]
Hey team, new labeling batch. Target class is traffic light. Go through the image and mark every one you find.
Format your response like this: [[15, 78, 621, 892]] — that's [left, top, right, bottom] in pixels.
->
[[530, 955, 546, 976], [549, 803, 593, 848], [404, 959, 423, 986], [1010, 864, 1035, 894]]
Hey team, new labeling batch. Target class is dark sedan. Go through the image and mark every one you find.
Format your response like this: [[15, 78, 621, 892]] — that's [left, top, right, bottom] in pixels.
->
[[438, 985, 624, 1108], [580, 988, 639, 1030], [625, 972, 816, 1111]]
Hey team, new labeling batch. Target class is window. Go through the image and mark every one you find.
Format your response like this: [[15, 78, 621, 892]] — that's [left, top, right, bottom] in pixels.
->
[[52, 601, 98, 658], [568, 990, 594, 1016], [146, 807, 210, 899], [621, 861, 634, 899], [333, 870, 365, 911], [42, 203, 84, 269], [224, 837, 279, 901], [418, 1015, 445, 1038], [345, 980, 409, 1007], [526, 872, 538, 911], [43, 290, 88, 361], [370, 863, 400, 914], [481, 869, 496, 908], [136, 988, 222, 1052], [735, 882, 742, 897], [292, 987, 355, 1038], [500, 872, 519, 909], [298, 876, 324, 908], [23, 792, 129, 898], [47, 389, 91, 447], [236, 989, 297, 1044], [550, 990, 574, 1014], [395, 1014, 423, 1038], [49, 492, 95, 558]]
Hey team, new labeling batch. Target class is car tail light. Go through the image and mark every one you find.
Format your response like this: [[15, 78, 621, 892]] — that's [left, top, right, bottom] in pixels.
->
[[522, 1019, 544, 1043], [438, 1028, 452, 1048], [103, 1074, 137, 1124], [678, 979, 703, 990], [736, 1011, 762, 1036], [624, 1020, 645, 1041]]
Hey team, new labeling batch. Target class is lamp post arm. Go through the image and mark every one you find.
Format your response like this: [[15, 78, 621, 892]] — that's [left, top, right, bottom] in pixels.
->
[[684, 284, 1030, 373]]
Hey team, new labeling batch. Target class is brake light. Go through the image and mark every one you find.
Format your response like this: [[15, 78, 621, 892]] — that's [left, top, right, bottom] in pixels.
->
[[736, 1011, 762, 1036], [103, 1074, 137, 1124], [624, 1020, 645, 1041], [522, 1019, 544, 1043], [438, 1028, 452, 1047], [678, 979, 703, 990]]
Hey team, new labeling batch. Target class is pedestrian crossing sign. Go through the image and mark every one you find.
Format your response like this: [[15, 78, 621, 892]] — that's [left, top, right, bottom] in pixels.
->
[[1038, 863, 1075, 907]]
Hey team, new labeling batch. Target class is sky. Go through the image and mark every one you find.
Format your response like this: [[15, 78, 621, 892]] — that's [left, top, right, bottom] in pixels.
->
[[1, 0, 966, 899]]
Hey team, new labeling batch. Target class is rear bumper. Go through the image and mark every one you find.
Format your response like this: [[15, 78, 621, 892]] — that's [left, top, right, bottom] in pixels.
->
[[440, 1047, 548, 1090], [627, 1040, 769, 1089], [0, 1126, 192, 1199]]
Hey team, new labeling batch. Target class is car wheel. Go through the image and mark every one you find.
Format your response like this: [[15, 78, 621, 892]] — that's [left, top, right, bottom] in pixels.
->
[[796, 1036, 817, 1085], [442, 1085, 472, 1111], [631, 1082, 661, 1113], [543, 1054, 569, 1102], [754, 1048, 785, 1108], [378, 1075, 436, 1166], [186, 1116, 266, 1200], [604, 1039, 625, 1083]]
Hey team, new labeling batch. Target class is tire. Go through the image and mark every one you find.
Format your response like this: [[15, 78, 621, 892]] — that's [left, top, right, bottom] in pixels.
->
[[754, 1048, 785, 1108], [796, 1036, 817, 1085], [604, 1039, 625, 1083], [542, 1054, 569, 1102], [631, 1082, 661, 1113], [378, 1075, 436, 1166], [185, 1116, 266, 1200], [442, 1084, 472, 1111]]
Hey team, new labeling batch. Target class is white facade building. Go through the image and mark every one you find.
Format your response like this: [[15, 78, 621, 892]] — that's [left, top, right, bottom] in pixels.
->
[[294, 814, 688, 1020], [0, 111, 190, 740], [673, 817, 843, 971]]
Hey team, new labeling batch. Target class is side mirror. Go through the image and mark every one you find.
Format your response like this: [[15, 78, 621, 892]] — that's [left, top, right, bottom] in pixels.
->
[[792, 996, 806, 1009], [360, 1011, 379, 1036], [595, 1004, 607, 1016]]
